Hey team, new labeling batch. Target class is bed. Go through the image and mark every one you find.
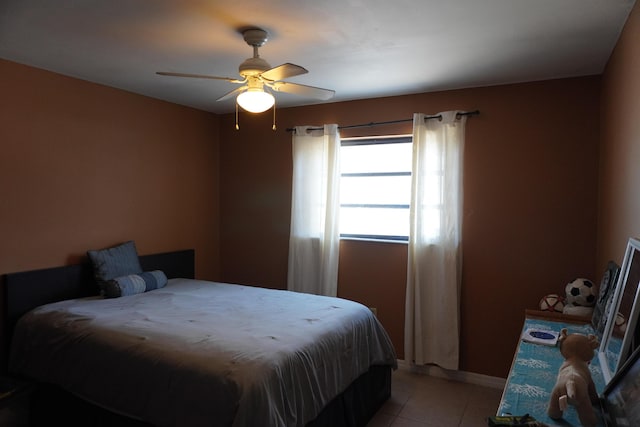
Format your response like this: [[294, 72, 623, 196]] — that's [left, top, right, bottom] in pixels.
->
[[2, 248, 397, 427]]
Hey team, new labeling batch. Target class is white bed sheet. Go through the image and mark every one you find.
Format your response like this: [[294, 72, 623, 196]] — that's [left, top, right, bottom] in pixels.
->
[[9, 279, 397, 427]]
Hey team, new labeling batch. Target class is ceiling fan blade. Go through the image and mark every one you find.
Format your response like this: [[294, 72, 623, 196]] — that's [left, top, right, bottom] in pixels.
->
[[260, 63, 308, 81], [270, 81, 335, 100], [156, 71, 244, 84], [216, 86, 247, 102]]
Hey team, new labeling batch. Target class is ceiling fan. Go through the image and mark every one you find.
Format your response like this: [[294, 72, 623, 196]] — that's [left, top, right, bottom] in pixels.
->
[[156, 27, 335, 113]]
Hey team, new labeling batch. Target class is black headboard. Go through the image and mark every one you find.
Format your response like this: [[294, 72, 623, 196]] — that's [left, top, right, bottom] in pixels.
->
[[1, 249, 195, 371]]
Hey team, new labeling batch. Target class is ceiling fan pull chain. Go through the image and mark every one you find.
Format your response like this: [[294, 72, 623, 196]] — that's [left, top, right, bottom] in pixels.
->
[[272, 100, 276, 131], [235, 102, 240, 130]]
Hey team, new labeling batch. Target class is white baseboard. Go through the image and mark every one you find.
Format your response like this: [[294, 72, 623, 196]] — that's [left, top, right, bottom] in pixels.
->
[[396, 359, 506, 390]]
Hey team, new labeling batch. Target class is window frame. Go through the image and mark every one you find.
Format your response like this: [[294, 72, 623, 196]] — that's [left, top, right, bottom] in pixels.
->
[[339, 135, 412, 242]]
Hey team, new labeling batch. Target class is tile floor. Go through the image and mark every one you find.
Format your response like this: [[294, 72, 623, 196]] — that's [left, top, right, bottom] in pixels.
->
[[368, 368, 504, 427]]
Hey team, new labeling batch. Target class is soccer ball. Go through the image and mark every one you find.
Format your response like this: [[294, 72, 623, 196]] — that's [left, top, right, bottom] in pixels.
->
[[539, 294, 565, 312], [565, 278, 597, 307]]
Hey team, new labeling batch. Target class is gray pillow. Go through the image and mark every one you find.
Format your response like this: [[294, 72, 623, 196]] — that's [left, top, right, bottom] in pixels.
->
[[87, 240, 143, 282], [103, 270, 168, 298]]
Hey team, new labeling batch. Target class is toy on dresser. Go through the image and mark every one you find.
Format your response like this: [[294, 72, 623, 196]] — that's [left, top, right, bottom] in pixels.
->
[[563, 278, 597, 317], [537, 278, 598, 317], [547, 328, 599, 427]]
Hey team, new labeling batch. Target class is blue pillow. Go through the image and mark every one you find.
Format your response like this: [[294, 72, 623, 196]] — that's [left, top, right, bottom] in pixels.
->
[[103, 270, 168, 298], [87, 241, 143, 282]]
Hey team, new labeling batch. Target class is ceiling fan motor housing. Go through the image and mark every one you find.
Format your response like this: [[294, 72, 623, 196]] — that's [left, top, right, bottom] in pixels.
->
[[239, 56, 271, 77], [238, 28, 271, 77]]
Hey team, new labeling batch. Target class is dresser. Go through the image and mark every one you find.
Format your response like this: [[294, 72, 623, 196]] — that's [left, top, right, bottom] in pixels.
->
[[497, 310, 606, 426]]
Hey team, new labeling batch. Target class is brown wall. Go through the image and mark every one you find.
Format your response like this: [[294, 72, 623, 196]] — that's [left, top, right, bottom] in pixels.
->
[[0, 59, 221, 280], [219, 77, 601, 378], [7, 5, 639, 378], [598, 4, 640, 268]]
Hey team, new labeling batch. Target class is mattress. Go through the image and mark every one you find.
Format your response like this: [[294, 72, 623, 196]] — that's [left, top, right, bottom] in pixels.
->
[[9, 279, 397, 427]]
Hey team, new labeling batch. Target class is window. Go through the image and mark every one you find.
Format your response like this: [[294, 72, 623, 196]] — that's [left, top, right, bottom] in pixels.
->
[[340, 135, 412, 241]]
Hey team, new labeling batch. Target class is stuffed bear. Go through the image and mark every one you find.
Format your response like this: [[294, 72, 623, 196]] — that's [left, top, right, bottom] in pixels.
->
[[547, 328, 599, 427]]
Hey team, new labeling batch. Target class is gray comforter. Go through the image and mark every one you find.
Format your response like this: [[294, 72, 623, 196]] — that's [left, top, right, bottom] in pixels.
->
[[9, 279, 397, 426]]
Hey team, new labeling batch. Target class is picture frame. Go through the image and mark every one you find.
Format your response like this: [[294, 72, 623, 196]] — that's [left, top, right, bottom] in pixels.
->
[[598, 237, 640, 384], [601, 344, 640, 427]]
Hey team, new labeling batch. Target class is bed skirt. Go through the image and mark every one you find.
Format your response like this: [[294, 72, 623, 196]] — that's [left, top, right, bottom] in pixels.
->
[[27, 365, 392, 427]]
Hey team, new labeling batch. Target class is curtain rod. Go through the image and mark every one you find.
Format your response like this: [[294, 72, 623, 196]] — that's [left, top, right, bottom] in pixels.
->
[[285, 110, 479, 133]]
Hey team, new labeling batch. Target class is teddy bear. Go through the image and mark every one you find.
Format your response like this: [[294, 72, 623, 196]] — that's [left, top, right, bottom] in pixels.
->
[[547, 328, 599, 427]]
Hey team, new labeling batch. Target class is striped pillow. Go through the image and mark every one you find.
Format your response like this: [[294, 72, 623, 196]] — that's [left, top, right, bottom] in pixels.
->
[[103, 270, 168, 298]]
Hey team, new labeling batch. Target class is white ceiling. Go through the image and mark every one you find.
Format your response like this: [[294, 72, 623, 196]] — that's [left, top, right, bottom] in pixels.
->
[[0, 0, 635, 114]]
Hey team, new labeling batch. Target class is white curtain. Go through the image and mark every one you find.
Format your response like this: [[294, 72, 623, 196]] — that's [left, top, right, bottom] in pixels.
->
[[287, 124, 341, 296], [405, 111, 467, 370]]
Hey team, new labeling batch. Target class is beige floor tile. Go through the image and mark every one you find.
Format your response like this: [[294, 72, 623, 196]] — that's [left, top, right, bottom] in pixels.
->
[[367, 411, 396, 427], [367, 368, 503, 427], [390, 416, 432, 427]]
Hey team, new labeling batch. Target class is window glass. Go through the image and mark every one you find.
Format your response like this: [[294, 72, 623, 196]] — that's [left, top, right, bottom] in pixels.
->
[[339, 136, 412, 241], [341, 175, 411, 206], [341, 142, 412, 173]]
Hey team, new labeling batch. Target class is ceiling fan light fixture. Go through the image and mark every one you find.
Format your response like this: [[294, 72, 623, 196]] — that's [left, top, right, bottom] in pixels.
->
[[236, 89, 275, 113]]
